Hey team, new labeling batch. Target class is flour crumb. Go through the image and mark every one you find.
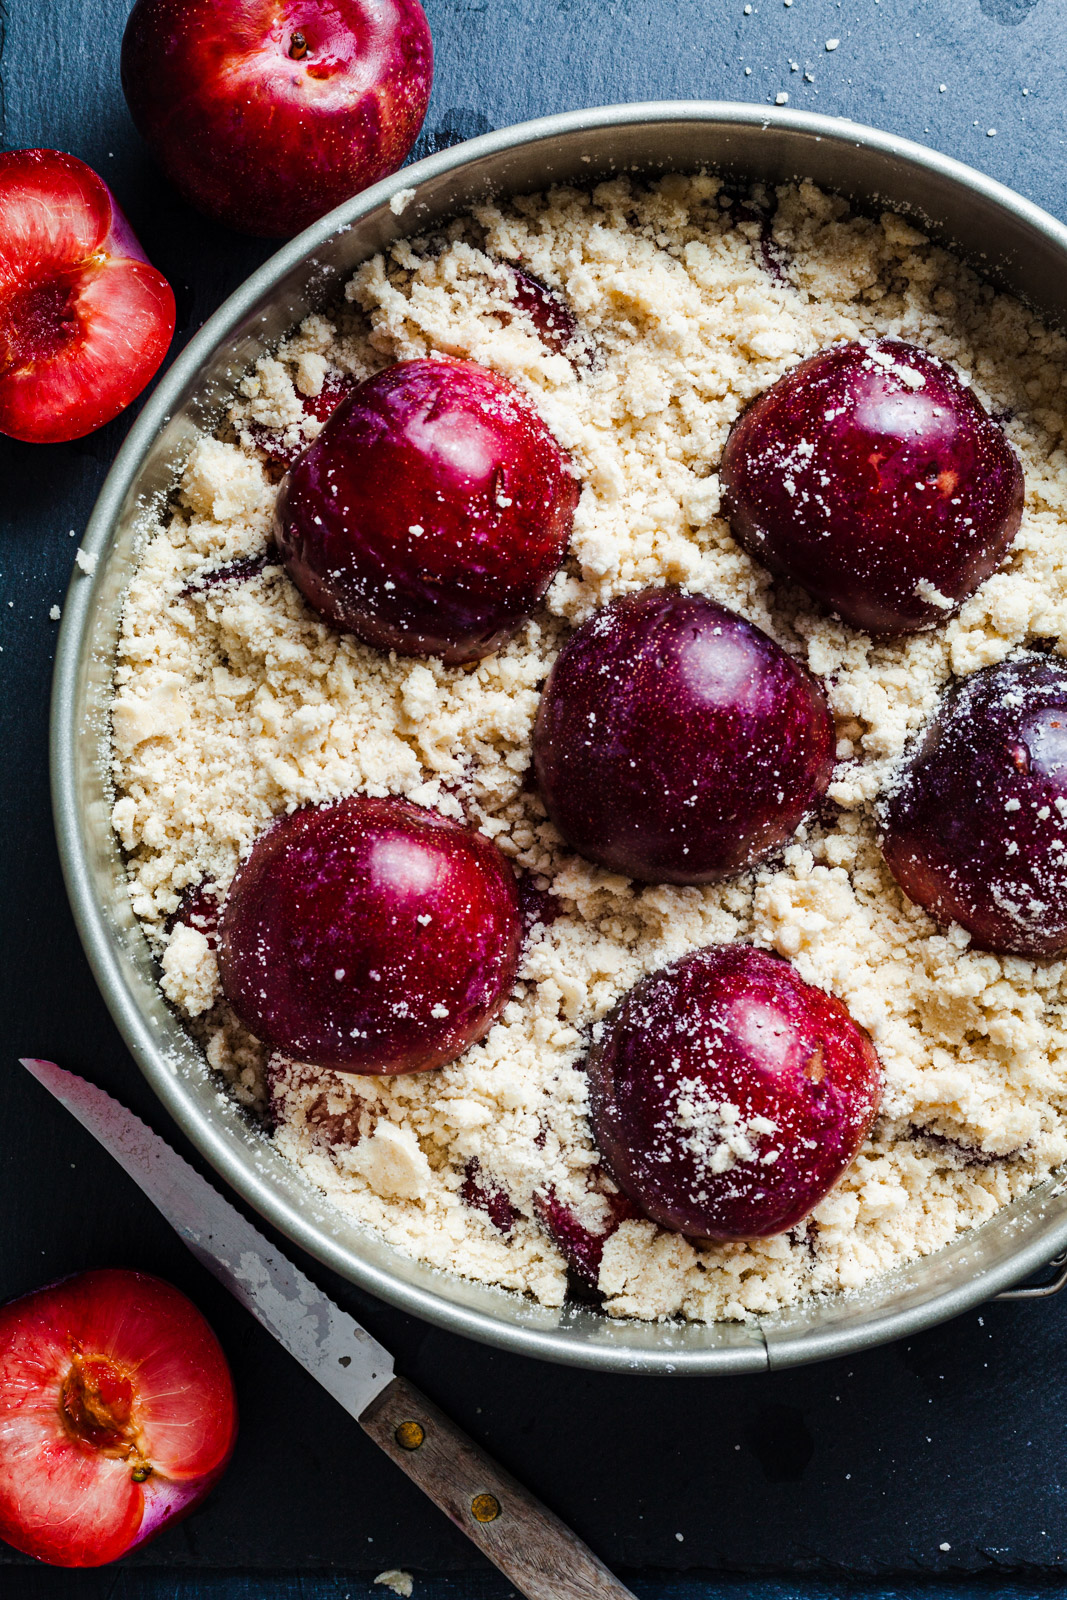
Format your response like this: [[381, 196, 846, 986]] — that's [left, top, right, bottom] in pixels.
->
[[49, 604, 61, 622], [375, 1572, 414, 1597], [351, 1121, 432, 1201], [161, 923, 219, 1018], [915, 578, 955, 611], [390, 187, 418, 216], [75, 547, 97, 576]]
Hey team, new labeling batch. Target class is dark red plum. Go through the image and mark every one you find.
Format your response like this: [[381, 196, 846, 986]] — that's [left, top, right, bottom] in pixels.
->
[[879, 654, 1067, 957], [180, 550, 275, 598], [164, 880, 221, 945], [587, 944, 883, 1240], [718, 191, 789, 283], [275, 358, 580, 663], [121, 0, 432, 238], [267, 1055, 365, 1148], [532, 588, 836, 884], [720, 339, 1024, 636], [516, 869, 562, 935], [217, 795, 522, 1074]]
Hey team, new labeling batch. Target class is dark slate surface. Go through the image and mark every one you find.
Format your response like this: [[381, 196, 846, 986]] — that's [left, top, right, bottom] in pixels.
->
[[17, 1581, 1067, 1600], [4, 0, 1067, 1589]]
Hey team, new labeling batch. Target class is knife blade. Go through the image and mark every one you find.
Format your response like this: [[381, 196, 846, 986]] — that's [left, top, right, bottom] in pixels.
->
[[19, 1057, 393, 1414], [19, 1059, 637, 1600]]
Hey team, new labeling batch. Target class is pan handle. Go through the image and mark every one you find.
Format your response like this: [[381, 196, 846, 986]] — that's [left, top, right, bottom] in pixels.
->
[[995, 1250, 1067, 1301]]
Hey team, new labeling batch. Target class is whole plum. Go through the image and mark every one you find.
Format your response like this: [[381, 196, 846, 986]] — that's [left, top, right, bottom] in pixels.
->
[[217, 795, 521, 1073], [532, 587, 835, 884], [720, 339, 1024, 635], [880, 654, 1067, 957], [587, 944, 883, 1240], [121, 0, 433, 238]]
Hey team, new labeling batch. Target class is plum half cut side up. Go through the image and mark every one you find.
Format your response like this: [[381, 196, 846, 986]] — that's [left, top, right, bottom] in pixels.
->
[[0, 1268, 236, 1568], [0, 149, 175, 444]]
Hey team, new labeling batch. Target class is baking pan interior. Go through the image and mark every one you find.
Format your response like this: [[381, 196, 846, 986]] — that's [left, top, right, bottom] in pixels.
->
[[52, 103, 1067, 1374]]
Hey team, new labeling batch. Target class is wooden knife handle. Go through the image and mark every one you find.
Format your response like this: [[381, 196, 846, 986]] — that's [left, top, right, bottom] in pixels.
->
[[359, 1375, 637, 1600]]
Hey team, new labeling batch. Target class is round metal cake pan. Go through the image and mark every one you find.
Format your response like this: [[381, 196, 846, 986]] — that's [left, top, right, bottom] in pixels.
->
[[52, 101, 1067, 1375]]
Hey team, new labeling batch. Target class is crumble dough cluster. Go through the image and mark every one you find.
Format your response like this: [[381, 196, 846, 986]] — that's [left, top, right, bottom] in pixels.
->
[[111, 175, 1067, 1323]]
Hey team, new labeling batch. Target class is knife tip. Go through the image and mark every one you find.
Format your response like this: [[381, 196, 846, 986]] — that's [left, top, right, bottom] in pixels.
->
[[19, 1057, 64, 1085]]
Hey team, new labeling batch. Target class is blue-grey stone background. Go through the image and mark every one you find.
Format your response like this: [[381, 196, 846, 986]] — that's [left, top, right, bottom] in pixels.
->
[[4, 0, 1067, 1592]]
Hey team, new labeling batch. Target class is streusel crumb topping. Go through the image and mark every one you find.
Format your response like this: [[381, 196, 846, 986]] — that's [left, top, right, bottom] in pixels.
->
[[112, 176, 1067, 1322]]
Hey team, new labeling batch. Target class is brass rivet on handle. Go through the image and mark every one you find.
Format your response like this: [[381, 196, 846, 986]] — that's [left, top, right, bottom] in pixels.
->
[[470, 1492, 501, 1523], [395, 1420, 425, 1450]]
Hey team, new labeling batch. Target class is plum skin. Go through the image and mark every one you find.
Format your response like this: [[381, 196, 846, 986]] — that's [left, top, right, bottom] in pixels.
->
[[217, 795, 522, 1074], [532, 587, 836, 884], [720, 339, 1024, 636], [587, 944, 883, 1240], [120, 0, 433, 239], [275, 358, 579, 664], [879, 654, 1067, 958]]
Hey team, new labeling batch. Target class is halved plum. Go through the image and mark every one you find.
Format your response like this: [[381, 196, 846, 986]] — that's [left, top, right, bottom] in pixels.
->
[[218, 794, 523, 1074], [0, 1269, 236, 1568], [0, 150, 175, 444], [587, 945, 882, 1240], [720, 339, 1024, 635], [275, 358, 580, 663], [533, 588, 835, 884], [880, 653, 1067, 957]]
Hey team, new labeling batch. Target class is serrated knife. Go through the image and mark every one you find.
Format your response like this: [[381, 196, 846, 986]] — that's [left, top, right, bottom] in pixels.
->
[[19, 1059, 636, 1600]]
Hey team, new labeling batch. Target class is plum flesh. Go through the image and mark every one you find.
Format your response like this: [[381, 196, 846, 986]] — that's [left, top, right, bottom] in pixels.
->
[[0, 1267, 236, 1568], [0, 149, 174, 443]]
